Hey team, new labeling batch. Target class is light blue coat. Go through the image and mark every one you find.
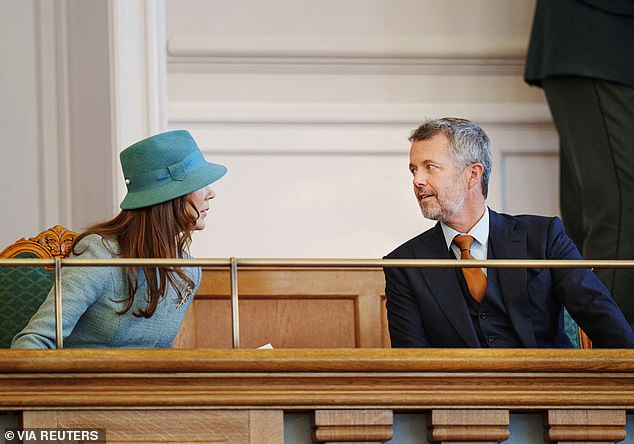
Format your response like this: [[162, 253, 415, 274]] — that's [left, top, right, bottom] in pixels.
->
[[11, 234, 200, 349]]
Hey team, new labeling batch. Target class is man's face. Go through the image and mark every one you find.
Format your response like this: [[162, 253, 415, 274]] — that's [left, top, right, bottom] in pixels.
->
[[409, 133, 468, 223]]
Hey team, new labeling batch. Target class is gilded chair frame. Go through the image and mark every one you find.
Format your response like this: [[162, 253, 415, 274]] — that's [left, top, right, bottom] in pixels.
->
[[0, 225, 76, 348], [0, 225, 77, 262]]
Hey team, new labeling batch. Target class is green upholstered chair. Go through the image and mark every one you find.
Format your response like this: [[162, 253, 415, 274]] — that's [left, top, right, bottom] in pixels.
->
[[563, 307, 592, 349], [0, 226, 76, 348]]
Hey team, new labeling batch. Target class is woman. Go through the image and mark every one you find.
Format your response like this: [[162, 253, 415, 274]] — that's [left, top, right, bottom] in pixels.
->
[[11, 130, 226, 348]]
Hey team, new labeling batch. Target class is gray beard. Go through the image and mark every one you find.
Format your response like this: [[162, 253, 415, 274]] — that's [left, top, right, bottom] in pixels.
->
[[420, 193, 465, 224]]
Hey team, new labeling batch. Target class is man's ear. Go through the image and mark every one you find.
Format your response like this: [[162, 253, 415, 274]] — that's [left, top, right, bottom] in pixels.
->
[[467, 163, 484, 190]]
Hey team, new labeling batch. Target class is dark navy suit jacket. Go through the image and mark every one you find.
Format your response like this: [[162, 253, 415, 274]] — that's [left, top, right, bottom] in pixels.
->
[[384, 209, 634, 348]]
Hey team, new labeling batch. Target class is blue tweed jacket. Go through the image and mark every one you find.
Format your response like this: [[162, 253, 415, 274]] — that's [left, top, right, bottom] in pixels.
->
[[11, 234, 200, 349]]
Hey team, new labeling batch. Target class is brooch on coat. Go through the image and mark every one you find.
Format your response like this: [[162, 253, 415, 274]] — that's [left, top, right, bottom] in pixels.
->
[[176, 285, 194, 308]]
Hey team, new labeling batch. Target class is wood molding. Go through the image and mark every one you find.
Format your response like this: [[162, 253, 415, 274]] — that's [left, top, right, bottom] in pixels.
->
[[545, 409, 626, 443], [313, 410, 393, 443], [2, 349, 634, 410], [428, 410, 510, 443]]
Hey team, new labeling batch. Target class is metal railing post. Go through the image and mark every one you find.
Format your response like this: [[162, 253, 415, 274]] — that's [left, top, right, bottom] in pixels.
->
[[230, 256, 240, 349], [54, 257, 63, 349]]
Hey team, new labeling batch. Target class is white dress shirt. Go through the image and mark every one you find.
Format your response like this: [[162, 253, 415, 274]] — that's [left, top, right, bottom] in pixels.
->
[[440, 207, 489, 275]]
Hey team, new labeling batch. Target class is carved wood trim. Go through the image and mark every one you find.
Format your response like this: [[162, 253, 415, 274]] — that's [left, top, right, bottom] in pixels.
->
[[428, 409, 509, 443], [545, 409, 626, 443], [0, 225, 77, 259], [313, 410, 393, 443]]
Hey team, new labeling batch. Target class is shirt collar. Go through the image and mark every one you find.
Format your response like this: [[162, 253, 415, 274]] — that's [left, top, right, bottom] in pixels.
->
[[440, 206, 489, 251]]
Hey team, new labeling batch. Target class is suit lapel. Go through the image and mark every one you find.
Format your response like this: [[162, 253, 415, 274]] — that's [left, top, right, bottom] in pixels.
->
[[488, 210, 537, 347], [415, 224, 479, 347]]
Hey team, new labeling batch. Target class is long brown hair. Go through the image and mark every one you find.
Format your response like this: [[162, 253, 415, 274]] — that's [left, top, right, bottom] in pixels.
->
[[72, 194, 199, 317]]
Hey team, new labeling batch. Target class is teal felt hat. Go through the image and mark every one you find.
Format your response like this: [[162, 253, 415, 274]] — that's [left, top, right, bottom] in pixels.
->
[[119, 130, 227, 210]]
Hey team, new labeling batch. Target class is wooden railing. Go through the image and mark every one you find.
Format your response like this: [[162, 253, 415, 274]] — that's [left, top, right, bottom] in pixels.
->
[[1, 348, 633, 443]]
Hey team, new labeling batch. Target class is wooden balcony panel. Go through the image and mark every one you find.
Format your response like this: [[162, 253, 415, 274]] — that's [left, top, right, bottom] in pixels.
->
[[174, 267, 390, 349], [21, 410, 284, 444]]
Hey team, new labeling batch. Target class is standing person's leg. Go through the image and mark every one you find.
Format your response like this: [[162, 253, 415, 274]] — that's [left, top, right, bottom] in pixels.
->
[[543, 76, 634, 328], [558, 140, 585, 251], [595, 80, 634, 327]]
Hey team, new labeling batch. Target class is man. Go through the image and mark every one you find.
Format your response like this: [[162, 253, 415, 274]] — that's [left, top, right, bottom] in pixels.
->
[[384, 117, 634, 348]]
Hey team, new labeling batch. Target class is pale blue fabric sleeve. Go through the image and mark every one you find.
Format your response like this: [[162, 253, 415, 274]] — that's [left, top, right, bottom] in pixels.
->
[[11, 235, 115, 349]]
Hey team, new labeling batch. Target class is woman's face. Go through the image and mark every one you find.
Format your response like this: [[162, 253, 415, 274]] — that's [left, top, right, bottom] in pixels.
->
[[188, 185, 216, 230]]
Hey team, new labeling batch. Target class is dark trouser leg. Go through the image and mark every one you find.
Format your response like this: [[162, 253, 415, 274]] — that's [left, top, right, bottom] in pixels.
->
[[558, 140, 585, 251], [543, 76, 634, 328]]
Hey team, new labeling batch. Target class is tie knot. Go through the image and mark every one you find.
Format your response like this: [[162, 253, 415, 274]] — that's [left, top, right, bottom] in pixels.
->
[[453, 234, 475, 252]]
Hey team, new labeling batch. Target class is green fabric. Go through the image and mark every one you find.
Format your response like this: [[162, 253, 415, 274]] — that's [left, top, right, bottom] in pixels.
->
[[563, 307, 581, 348], [0, 252, 53, 348]]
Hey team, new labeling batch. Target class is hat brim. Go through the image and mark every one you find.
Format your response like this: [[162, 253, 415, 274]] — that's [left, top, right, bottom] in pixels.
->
[[120, 161, 227, 210]]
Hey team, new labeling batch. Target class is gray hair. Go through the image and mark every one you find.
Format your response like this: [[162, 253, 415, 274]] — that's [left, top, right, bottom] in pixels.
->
[[409, 117, 492, 198]]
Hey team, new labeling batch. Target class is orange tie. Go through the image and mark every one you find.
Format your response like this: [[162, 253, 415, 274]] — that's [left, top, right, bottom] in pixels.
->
[[453, 235, 487, 303]]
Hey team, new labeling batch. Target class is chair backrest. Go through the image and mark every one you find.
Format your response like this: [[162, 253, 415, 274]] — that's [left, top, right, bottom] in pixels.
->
[[0, 225, 77, 348]]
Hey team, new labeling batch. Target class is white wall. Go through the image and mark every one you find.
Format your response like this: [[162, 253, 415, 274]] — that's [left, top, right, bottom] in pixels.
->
[[0, 0, 40, 244], [164, 0, 557, 258], [0, 0, 117, 248], [1, 0, 558, 260]]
